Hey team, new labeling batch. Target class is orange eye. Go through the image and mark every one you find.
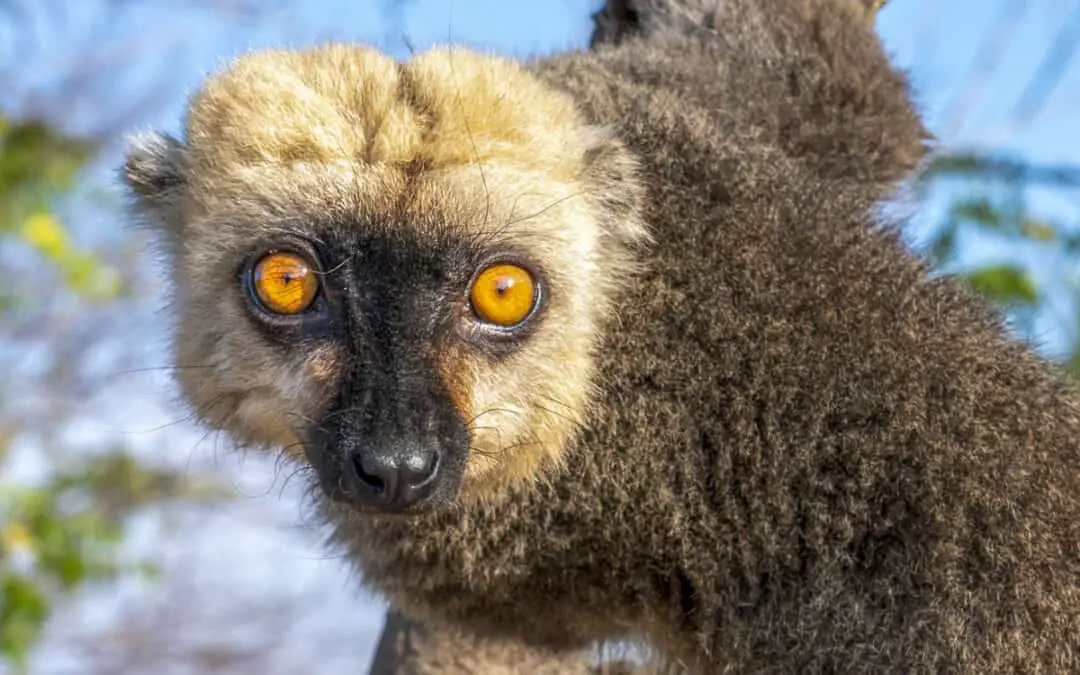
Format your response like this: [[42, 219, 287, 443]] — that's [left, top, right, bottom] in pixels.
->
[[251, 252, 319, 315], [469, 263, 538, 328]]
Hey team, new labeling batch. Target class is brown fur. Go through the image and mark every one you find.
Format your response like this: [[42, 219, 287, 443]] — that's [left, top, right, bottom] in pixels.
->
[[126, 0, 1080, 672]]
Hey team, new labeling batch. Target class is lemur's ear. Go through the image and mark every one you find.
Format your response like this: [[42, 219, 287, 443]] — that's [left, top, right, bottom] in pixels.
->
[[581, 127, 650, 248], [121, 132, 189, 233]]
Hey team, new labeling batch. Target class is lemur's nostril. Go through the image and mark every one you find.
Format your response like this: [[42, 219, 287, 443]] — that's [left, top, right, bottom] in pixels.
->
[[352, 454, 386, 493], [344, 446, 441, 511]]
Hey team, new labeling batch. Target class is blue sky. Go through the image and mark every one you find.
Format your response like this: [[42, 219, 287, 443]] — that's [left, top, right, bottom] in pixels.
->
[[4, 0, 1076, 204], [4, 0, 1077, 259], [7, 0, 1078, 151]]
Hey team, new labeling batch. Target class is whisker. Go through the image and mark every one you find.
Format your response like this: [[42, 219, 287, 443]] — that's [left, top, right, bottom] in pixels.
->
[[321, 406, 371, 423], [499, 436, 545, 455], [533, 401, 582, 428], [533, 392, 578, 412], [502, 189, 591, 228], [257, 225, 328, 248], [275, 457, 312, 500], [184, 424, 223, 479], [468, 421, 505, 458], [124, 409, 206, 435], [284, 410, 330, 437], [464, 406, 522, 428], [446, 44, 494, 233], [105, 363, 217, 377], [314, 256, 350, 276]]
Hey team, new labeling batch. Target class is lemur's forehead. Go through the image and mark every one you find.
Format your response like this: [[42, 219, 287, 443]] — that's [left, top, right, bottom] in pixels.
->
[[184, 44, 586, 181], [179, 45, 603, 252]]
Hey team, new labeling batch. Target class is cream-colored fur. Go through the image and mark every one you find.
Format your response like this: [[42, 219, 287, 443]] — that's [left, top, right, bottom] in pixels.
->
[[131, 44, 647, 501]]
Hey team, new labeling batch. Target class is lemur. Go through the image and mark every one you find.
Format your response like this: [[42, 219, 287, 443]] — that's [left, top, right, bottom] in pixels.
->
[[124, 0, 1080, 671]]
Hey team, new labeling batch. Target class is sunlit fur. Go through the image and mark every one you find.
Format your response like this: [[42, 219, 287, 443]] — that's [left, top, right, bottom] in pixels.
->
[[126, 0, 1080, 672], [125, 44, 647, 502]]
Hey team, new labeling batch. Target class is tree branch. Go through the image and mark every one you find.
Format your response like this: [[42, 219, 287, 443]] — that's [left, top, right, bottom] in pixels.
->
[[922, 152, 1080, 189]]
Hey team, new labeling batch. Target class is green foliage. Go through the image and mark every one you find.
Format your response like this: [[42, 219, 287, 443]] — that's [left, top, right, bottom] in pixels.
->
[[0, 450, 180, 671], [0, 446, 229, 670], [0, 112, 227, 667], [963, 265, 1038, 306], [0, 573, 49, 673], [0, 115, 121, 302], [0, 115, 148, 671], [919, 150, 1080, 375], [0, 118, 92, 198]]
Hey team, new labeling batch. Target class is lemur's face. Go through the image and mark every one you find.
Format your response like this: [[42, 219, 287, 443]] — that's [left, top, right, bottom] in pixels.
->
[[124, 45, 646, 513], [233, 219, 550, 512]]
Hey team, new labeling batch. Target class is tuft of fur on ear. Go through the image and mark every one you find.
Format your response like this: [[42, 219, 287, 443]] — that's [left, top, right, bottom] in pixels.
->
[[121, 131, 188, 230]]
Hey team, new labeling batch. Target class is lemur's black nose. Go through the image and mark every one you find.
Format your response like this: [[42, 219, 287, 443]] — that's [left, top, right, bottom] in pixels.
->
[[344, 447, 440, 511]]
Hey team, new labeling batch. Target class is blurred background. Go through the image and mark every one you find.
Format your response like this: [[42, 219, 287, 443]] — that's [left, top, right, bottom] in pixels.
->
[[0, 0, 1078, 673]]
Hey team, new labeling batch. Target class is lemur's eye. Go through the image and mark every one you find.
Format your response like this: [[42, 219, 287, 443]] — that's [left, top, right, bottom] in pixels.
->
[[470, 263, 538, 328], [251, 252, 319, 315]]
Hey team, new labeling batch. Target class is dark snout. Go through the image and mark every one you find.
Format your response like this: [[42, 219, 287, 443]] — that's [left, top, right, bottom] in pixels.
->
[[306, 380, 470, 514], [344, 438, 441, 510]]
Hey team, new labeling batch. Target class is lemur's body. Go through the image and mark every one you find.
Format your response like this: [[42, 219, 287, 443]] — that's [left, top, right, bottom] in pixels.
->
[[126, 0, 1080, 672]]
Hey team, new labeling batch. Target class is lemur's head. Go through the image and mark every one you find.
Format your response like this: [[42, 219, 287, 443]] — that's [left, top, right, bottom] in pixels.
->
[[124, 45, 647, 514]]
